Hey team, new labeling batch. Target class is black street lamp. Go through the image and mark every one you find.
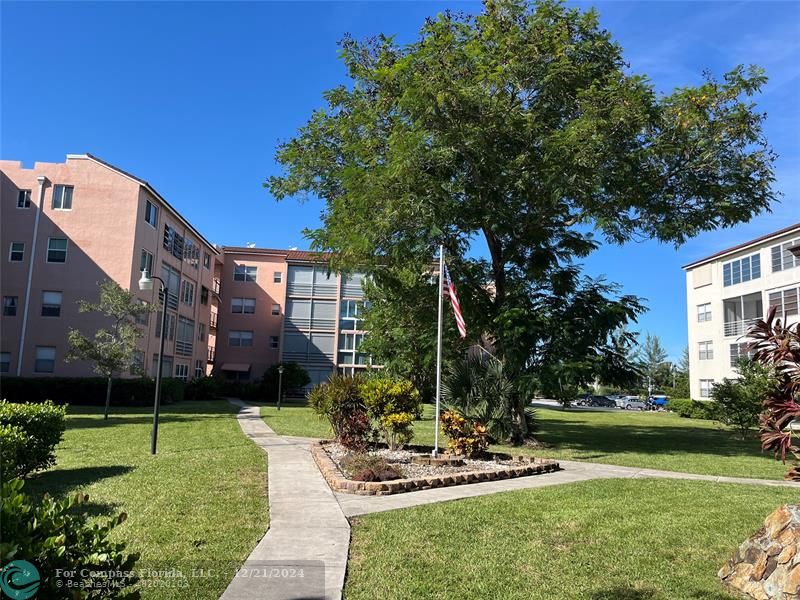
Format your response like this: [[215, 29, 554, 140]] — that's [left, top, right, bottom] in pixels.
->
[[139, 269, 168, 455], [277, 364, 285, 411]]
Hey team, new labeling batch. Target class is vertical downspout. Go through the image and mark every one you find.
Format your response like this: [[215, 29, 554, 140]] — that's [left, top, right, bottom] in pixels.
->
[[17, 175, 47, 375]]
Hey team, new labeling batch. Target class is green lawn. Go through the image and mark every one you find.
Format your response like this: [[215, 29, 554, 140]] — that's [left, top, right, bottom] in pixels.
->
[[260, 402, 786, 480], [25, 401, 269, 599], [346, 478, 793, 600]]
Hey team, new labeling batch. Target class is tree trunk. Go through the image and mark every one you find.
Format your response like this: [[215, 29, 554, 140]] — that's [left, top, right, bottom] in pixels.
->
[[104, 376, 113, 420]]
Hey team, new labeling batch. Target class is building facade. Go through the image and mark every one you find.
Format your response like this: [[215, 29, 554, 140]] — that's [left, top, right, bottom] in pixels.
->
[[212, 247, 372, 386], [1, 154, 221, 381], [683, 223, 800, 400]]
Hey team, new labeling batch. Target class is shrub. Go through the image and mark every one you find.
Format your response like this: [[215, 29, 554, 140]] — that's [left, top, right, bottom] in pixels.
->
[[260, 363, 311, 399], [0, 377, 184, 406], [1, 478, 139, 598], [712, 359, 777, 438], [0, 400, 66, 477], [340, 453, 403, 481], [309, 374, 372, 450], [360, 376, 422, 450], [440, 410, 489, 458], [0, 424, 28, 480], [667, 398, 716, 420], [184, 375, 226, 400]]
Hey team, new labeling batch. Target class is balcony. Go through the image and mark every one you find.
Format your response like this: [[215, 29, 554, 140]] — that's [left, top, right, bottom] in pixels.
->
[[723, 318, 760, 338], [212, 278, 221, 296], [207, 346, 216, 363], [209, 313, 218, 330], [723, 293, 762, 338]]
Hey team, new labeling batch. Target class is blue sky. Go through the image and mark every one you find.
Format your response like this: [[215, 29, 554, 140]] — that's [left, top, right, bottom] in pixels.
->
[[2, 1, 798, 360]]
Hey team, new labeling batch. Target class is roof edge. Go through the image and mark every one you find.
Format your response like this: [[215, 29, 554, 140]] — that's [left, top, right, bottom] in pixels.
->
[[682, 222, 800, 270]]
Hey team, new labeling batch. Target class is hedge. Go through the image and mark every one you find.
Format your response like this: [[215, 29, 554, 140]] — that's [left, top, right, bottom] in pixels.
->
[[667, 398, 717, 420], [0, 400, 67, 478], [0, 377, 184, 406]]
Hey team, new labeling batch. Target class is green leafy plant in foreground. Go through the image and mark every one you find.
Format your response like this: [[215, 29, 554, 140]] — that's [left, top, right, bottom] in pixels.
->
[[0, 400, 66, 478], [1, 478, 140, 599]]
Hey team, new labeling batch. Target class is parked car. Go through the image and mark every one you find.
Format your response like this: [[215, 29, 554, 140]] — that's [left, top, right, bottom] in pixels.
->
[[586, 395, 616, 408], [648, 395, 669, 410], [614, 395, 647, 410]]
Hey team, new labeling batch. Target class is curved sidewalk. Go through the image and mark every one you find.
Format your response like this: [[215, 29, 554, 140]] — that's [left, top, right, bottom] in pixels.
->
[[220, 400, 350, 600]]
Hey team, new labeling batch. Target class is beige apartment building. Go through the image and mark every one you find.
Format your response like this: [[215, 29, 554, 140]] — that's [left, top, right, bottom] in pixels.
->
[[1, 154, 221, 381], [683, 223, 800, 400]]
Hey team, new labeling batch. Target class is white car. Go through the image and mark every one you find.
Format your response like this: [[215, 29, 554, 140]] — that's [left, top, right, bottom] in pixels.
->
[[614, 396, 647, 410]]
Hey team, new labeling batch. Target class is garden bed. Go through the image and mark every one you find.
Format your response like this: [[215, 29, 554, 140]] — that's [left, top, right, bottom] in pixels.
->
[[311, 440, 561, 496]]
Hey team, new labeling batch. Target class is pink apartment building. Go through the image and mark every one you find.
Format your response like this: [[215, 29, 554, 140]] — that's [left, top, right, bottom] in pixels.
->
[[1, 154, 222, 381], [1, 153, 371, 387]]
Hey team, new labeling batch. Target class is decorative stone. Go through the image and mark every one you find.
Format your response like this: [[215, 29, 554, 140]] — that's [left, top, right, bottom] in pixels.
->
[[719, 505, 800, 599]]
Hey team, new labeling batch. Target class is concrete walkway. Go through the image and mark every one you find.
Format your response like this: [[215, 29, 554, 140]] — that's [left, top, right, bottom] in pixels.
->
[[336, 459, 800, 516], [222, 400, 800, 598], [220, 400, 349, 600]]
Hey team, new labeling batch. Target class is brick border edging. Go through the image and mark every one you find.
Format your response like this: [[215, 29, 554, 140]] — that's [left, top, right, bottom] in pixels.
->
[[311, 440, 561, 496]]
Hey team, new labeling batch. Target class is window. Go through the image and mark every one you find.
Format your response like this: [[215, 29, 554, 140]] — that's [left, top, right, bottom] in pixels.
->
[[272, 303, 281, 316], [200, 286, 209, 305], [231, 297, 256, 314], [723, 253, 761, 287], [175, 364, 189, 382], [699, 379, 714, 398], [34, 346, 55, 373], [771, 238, 800, 273], [17, 190, 31, 209], [3, 296, 17, 316], [769, 287, 799, 321], [203, 252, 211, 269], [163, 224, 184, 260], [160, 263, 181, 309], [52, 185, 73, 210], [9, 242, 24, 262], [144, 200, 158, 227], [270, 336, 279, 349], [229, 330, 253, 347], [183, 238, 199, 269], [152, 354, 173, 378], [156, 311, 177, 340], [198, 323, 206, 342], [0, 352, 10, 373], [181, 280, 195, 306], [130, 351, 144, 375], [273, 271, 283, 283], [339, 300, 368, 330], [195, 359, 204, 378], [234, 265, 257, 282], [41, 291, 63, 317], [139, 249, 154, 276], [697, 303, 711, 323], [135, 300, 150, 326], [698, 341, 713, 360], [46, 238, 68, 263], [730, 343, 753, 367]]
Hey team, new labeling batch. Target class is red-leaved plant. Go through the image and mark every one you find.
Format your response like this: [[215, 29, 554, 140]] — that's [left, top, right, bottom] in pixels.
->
[[747, 306, 800, 480]]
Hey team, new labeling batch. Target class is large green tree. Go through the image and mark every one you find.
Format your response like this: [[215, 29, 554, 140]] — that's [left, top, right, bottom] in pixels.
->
[[269, 0, 776, 440]]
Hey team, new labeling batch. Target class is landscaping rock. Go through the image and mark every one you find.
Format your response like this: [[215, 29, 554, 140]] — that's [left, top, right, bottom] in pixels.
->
[[719, 505, 800, 599]]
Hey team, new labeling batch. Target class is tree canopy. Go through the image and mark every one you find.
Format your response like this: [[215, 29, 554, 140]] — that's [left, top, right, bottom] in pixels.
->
[[269, 0, 776, 436]]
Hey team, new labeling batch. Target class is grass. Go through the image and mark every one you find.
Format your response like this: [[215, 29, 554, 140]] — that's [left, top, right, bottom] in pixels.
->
[[260, 402, 787, 480], [346, 478, 794, 600], [25, 400, 269, 599]]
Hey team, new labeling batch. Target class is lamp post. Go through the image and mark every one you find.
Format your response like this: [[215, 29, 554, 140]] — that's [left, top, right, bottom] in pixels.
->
[[139, 269, 168, 455], [277, 365, 285, 411]]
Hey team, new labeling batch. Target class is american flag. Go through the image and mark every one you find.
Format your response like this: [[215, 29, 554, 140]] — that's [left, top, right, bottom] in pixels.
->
[[443, 263, 467, 338]]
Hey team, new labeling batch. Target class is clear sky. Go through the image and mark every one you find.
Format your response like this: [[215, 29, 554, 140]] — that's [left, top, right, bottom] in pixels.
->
[[2, 1, 798, 360]]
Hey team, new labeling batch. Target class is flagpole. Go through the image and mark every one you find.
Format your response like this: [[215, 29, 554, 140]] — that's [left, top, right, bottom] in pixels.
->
[[433, 244, 444, 457]]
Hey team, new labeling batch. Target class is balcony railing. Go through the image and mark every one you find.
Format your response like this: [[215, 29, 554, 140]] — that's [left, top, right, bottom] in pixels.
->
[[723, 317, 760, 337], [207, 346, 216, 363]]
